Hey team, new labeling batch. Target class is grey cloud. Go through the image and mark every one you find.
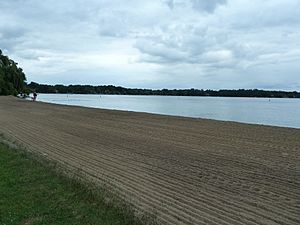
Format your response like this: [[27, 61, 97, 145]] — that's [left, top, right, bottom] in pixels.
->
[[97, 10, 130, 37], [227, 0, 300, 30], [135, 39, 189, 63], [134, 0, 300, 72], [134, 25, 236, 68], [0, 26, 27, 51], [162, 0, 227, 13], [166, 0, 174, 9], [0, 26, 26, 40], [1, 0, 300, 90], [191, 0, 227, 13]]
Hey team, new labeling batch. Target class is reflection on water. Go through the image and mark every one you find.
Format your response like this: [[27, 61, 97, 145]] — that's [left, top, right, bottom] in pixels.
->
[[38, 94, 300, 128]]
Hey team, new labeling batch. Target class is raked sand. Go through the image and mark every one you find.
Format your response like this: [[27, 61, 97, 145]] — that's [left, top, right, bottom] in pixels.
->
[[0, 96, 299, 225]]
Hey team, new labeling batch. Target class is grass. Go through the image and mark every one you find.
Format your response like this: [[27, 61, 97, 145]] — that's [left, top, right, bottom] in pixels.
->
[[0, 141, 150, 225]]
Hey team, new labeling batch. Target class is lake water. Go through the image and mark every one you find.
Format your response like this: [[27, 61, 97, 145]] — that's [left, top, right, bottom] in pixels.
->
[[37, 94, 300, 129]]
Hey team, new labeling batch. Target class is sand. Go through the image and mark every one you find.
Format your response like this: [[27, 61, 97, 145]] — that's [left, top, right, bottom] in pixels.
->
[[0, 96, 299, 225]]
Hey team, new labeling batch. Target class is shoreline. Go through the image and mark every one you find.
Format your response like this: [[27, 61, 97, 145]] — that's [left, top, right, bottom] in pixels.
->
[[1, 96, 299, 225], [32, 92, 300, 98]]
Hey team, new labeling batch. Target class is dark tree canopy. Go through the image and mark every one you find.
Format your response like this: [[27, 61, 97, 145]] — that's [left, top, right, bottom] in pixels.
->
[[0, 49, 28, 95], [28, 82, 300, 98]]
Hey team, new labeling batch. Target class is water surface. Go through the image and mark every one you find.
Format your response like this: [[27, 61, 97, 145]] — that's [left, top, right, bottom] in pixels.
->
[[37, 94, 300, 128]]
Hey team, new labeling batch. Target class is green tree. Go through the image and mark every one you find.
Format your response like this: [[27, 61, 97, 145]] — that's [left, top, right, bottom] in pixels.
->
[[0, 49, 27, 95]]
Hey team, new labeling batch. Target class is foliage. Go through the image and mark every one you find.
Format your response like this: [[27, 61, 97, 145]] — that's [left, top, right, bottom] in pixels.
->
[[0, 49, 28, 96], [28, 82, 300, 98]]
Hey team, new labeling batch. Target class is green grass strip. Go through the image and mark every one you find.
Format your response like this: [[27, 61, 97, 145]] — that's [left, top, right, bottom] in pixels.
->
[[0, 142, 147, 225]]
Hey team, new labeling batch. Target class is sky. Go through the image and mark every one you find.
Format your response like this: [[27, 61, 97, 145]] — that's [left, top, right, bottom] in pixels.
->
[[0, 0, 300, 90]]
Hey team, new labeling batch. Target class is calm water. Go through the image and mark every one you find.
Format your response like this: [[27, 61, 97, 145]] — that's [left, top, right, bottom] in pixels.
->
[[37, 94, 300, 129]]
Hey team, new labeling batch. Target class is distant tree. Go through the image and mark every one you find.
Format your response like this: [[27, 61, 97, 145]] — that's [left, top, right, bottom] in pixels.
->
[[26, 82, 300, 98]]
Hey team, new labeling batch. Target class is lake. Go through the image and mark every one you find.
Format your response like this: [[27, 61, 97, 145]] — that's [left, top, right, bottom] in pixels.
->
[[37, 94, 300, 129]]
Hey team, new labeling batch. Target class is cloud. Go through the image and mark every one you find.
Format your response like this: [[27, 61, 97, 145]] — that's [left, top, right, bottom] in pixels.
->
[[191, 0, 227, 13], [162, 0, 227, 13], [0, 0, 299, 90], [163, 0, 174, 9], [135, 39, 189, 64], [0, 24, 27, 51]]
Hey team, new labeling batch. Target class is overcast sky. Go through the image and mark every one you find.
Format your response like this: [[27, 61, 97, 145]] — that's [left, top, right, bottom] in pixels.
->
[[1, 0, 300, 90]]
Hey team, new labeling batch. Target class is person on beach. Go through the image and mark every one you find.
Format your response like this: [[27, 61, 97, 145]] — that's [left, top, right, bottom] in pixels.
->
[[32, 92, 37, 101]]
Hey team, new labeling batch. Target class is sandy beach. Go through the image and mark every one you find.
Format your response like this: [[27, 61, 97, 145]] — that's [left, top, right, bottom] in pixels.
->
[[0, 96, 299, 225]]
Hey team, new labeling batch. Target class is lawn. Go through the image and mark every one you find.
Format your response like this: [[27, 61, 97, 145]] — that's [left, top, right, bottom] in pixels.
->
[[0, 142, 144, 225]]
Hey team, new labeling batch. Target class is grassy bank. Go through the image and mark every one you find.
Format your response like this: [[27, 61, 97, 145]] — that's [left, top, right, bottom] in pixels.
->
[[0, 142, 146, 225]]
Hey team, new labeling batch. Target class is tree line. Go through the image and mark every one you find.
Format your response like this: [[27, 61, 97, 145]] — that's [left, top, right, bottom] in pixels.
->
[[0, 50, 28, 95], [28, 82, 300, 98]]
